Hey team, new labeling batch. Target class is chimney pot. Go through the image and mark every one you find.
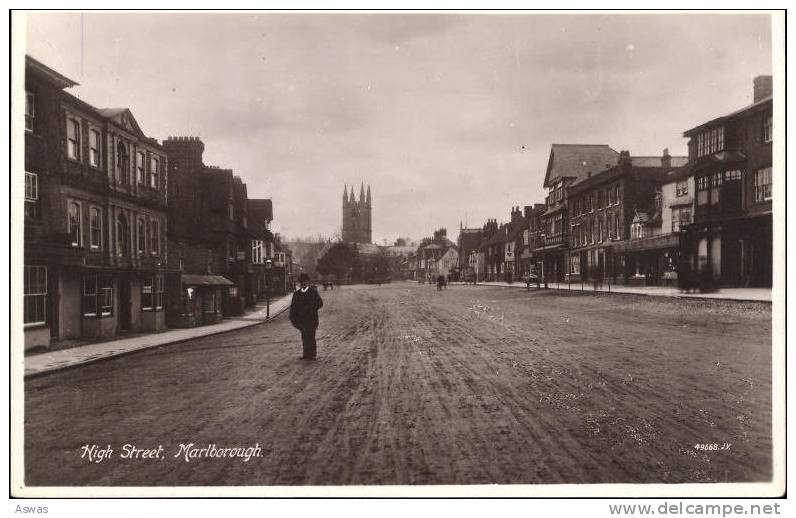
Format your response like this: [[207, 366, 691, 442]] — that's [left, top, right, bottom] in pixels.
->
[[753, 75, 773, 103]]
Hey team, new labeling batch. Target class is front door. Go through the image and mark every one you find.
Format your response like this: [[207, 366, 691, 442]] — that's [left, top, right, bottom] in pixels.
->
[[119, 279, 131, 332]]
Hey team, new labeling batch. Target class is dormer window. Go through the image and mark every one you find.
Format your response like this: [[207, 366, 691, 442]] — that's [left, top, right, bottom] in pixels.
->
[[696, 126, 724, 157]]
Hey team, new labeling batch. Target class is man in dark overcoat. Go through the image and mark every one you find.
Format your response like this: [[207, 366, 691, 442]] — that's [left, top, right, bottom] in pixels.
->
[[289, 273, 324, 360]]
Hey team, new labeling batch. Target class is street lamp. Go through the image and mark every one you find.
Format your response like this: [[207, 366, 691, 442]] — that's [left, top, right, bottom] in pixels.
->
[[264, 258, 273, 319]]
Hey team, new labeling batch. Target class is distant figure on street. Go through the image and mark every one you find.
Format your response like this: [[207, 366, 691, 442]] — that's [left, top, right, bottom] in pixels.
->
[[436, 275, 446, 291], [677, 259, 693, 293], [289, 273, 324, 360]]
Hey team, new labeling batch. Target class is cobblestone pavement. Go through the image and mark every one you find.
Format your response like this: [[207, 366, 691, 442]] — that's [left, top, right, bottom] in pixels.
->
[[23, 283, 773, 487]]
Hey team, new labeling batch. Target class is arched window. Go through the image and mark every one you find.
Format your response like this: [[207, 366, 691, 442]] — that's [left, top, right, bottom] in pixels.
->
[[116, 213, 129, 257], [116, 141, 129, 184]]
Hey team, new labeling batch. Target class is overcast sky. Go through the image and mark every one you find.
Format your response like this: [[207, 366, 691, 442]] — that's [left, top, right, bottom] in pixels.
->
[[25, 12, 772, 244]]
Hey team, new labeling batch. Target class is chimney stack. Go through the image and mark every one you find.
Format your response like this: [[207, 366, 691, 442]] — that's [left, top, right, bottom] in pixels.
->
[[619, 150, 632, 167], [661, 148, 671, 169], [753, 75, 773, 103]]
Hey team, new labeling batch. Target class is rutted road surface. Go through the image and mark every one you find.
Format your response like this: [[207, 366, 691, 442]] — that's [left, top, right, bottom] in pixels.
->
[[24, 283, 772, 486]]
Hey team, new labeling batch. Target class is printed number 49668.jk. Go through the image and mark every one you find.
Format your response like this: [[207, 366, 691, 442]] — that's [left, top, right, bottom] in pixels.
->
[[694, 443, 731, 451]]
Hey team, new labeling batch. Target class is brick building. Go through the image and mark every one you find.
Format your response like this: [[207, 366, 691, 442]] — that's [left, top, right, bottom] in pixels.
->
[[248, 198, 275, 300], [535, 144, 621, 283], [24, 56, 170, 349], [162, 136, 253, 326], [568, 150, 687, 284], [679, 76, 773, 287]]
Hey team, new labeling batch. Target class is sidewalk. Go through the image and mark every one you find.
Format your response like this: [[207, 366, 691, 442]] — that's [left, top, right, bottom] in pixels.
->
[[24, 294, 292, 378], [455, 281, 771, 303]]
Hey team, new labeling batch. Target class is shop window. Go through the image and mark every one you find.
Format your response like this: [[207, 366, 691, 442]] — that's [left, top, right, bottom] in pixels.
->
[[570, 255, 580, 275], [754, 167, 772, 202], [25, 172, 39, 219], [67, 117, 81, 160], [90, 207, 102, 249], [83, 275, 113, 317], [203, 291, 218, 314], [25, 91, 35, 132], [24, 266, 47, 325]]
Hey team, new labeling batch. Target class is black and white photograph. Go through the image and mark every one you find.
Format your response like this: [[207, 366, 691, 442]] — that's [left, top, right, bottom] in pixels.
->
[[9, 9, 786, 501]]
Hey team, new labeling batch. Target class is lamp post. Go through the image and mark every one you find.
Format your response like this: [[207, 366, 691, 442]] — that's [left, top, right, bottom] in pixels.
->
[[264, 258, 273, 319]]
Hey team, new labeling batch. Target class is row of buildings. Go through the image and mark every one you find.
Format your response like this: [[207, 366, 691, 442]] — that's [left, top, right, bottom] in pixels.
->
[[454, 75, 773, 289], [22, 55, 294, 350]]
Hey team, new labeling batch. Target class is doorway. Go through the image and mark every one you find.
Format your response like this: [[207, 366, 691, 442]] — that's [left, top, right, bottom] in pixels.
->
[[119, 278, 131, 332]]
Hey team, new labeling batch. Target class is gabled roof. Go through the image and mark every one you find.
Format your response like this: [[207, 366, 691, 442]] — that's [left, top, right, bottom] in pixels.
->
[[683, 96, 773, 137], [97, 108, 149, 139], [543, 144, 620, 188], [26, 55, 78, 89]]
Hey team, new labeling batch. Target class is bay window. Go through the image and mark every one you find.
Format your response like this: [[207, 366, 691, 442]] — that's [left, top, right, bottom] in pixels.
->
[[754, 167, 772, 202]]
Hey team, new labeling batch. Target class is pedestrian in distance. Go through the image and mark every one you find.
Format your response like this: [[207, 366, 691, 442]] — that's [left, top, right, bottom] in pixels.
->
[[289, 273, 324, 360]]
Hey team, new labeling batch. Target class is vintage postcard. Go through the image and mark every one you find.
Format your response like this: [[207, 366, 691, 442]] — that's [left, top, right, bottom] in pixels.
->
[[9, 10, 786, 499]]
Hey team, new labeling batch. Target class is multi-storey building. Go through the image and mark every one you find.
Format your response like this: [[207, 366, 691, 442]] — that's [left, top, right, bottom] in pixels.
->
[[516, 204, 546, 280], [457, 225, 483, 279], [24, 56, 169, 349], [568, 150, 687, 284], [162, 136, 253, 325], [535, 144, 621, 282], [248, 198, 274, 300], [679, 75, 773, 287]]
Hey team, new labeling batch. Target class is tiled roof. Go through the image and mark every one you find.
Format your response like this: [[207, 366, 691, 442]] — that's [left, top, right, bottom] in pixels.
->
[[544, 144, 620, 188]]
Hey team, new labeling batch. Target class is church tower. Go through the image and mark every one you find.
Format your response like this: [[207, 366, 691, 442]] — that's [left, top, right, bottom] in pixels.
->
[[342, 183, 372, 244]]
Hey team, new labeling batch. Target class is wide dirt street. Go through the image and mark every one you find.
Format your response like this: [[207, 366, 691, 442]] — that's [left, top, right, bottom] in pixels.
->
[[24, 283, 772, 486]]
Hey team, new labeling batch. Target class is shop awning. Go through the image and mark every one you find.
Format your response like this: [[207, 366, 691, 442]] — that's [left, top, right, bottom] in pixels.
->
[[533, 243, 567, 253], [612, 234, 681, 253], [181, 274, 235, 287]]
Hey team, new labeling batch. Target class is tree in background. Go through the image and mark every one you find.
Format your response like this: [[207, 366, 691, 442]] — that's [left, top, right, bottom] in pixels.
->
[[316, 242, 360, 282]]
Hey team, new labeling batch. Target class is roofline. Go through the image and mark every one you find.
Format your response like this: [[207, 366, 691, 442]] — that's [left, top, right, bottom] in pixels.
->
[[26, 55, 79, 88], [683, 96, 772, 137]]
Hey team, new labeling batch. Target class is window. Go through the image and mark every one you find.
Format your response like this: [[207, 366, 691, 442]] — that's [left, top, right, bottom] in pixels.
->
[[150, 220, 160, 255], [754, 167, 772, 202], [67, 118, 81, 160], [83, 275, 113, 317], [202, 291, 218, 314], [136, 151, 146, 184], [676, 180, 689, 197], [141, 275, 163, 310], [724, 169, 742, 182], [696, 175, 710, 205], [614, 185, 620, 205], [137, 217, 146, 255], [25, 91, 35, 132], [25, 172, 39, 219], [150, 156, 160, 189], [116, 213, 129, 257], [696, 126, 724, 157], [672, 207, 692, 232], [252, 240, 263, 264], [89, 129, 101, 167], [763, 115, 772, 143], [116, 141, 129, 184], [24, 266, 47, 325], [90, 207, 102, 249], [68, 201, 81, 246], [711, 171, 723, 206]]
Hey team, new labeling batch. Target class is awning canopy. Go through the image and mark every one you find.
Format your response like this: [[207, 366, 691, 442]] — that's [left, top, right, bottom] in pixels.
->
[[612, 234, 681, 253], [181, 274, 235, 287], [533, 243, 567, 253]]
